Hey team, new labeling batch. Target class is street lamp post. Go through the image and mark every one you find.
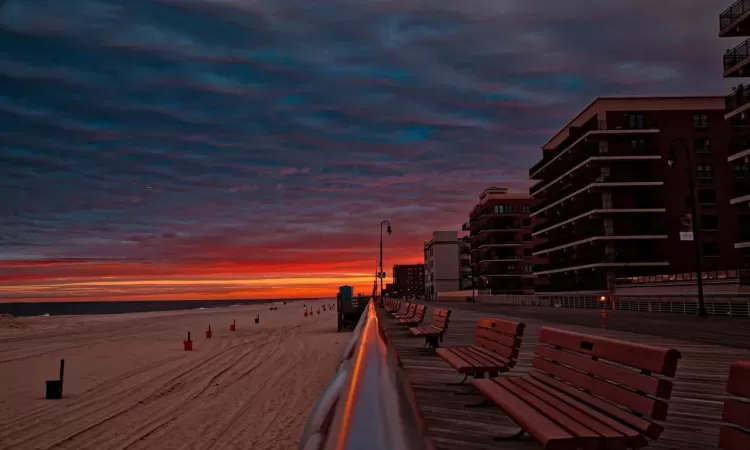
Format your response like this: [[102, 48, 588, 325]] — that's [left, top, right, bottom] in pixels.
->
[[379, 220, 392, 306], [668, 138, 708, 316]]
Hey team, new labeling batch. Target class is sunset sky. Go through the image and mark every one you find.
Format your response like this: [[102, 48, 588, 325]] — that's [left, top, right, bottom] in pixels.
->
[[0, 0, 733, 302]]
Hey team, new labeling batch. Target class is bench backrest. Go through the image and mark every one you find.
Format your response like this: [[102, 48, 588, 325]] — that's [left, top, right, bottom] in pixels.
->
[[412, 304, 427, 321], [530, 327, 681, 439], [402, 303, 415, 316], [720, 360, 750, 450], [471, 318, 525, 368], [430, 308, 451, 332]]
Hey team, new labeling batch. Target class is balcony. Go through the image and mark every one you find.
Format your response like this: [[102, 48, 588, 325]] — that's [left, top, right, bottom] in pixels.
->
[[724, 38, 750, 77], [720, 0, 750, 37], [529, 118, 659, 179], [729, 137, 750, 162], [532, 175, 663, 219], [535, 245, 668, 275], [731, 179, 750, 204], [533, 201, 665, 237], [725, 85, 750, 119]]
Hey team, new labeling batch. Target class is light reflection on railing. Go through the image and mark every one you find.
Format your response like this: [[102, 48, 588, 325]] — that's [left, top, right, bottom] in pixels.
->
[[299, 300, 434, 450]]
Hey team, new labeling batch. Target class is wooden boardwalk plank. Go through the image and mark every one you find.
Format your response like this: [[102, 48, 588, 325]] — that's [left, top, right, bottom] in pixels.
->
[[380, 303, 750, 450]]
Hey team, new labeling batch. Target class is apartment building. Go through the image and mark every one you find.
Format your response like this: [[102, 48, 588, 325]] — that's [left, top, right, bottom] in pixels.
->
[[461, 187, 540, 294], [392, 264, 425, 297], [423, 231, 460, 299], [720, 3, 750, 258], [529, 96, 743, 293]]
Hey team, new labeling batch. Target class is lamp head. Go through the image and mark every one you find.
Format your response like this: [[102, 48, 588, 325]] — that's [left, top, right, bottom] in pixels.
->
[[387, 225, 392, 235]]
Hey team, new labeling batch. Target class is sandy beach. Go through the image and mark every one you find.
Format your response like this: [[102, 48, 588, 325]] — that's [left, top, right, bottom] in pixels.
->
[[0, 300, 346, 450]]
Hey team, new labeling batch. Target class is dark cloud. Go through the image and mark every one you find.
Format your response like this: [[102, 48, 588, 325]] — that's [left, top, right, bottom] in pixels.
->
[[0, 0, 732, 299]]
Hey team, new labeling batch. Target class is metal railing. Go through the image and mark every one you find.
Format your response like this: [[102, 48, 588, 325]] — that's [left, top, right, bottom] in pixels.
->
[[475, 294, 750, 317], [299, 300, 434, 450], [616, 270, 739, 285], [721, 0, 750, 30]]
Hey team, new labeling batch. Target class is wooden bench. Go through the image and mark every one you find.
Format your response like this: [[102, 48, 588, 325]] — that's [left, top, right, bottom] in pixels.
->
[[436, 318, 525, 383], [385, 299, 401, 313], [398, 304, 426, 327], [409, 308, 451, 348], [473, 327, 682, 449], [720, 360, 750, 450], [392, 302, 415, 319]]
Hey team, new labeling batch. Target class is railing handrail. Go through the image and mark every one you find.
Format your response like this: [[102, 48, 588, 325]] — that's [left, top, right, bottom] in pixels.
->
[[721, 0, 750, 22], [299, 300, 433, 450]]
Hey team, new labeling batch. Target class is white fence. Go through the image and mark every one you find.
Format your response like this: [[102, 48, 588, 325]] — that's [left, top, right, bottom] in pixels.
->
[[472, 294, 750, 318]]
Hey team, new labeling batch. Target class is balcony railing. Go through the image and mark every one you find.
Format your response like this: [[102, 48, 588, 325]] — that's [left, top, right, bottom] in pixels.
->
[[729, 137, 750, 159], [530, 118, 660, 178], [532, 174, 663, 216], [724, 38, 750, 75], [726, 85, 750, 114], [721, 0, 750, 32]]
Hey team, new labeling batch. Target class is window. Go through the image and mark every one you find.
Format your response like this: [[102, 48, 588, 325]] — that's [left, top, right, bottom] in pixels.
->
[[735, 164, 750, 180], [693, 113, 709, 129], [698, 189, 716, 207], [523, 248, 533, 257], [627, 113, 644, 129], [525, 264, 534, 273], [701, 215, 719, 231], [630, 139, 646, 152], [523, 234, 532, 242], [505, 263, 517, 272], [494, 204, 512, 214], [520, 204, 531, 213], [702, 242, 720, 257], [521, 218, 532, 227], [695, 138, 711, 154], [600, 166, 611, 180], [696, 164, 713, 182]]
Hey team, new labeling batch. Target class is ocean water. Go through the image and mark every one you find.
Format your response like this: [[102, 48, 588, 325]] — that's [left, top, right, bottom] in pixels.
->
[[0, 298, 322, 317]]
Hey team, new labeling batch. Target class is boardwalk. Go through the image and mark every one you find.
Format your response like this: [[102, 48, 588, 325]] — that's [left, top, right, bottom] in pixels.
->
[[380, 303, 750, 450]]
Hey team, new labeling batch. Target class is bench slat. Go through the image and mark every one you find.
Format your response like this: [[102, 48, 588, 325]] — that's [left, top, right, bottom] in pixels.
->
[[530, 371, 664, 440], [460, 348, 510, 370], [466, 345, 513, 366], [476, 318, 525, 336], [523, 377, 648, 448], [538, 328, 681, 377], [723, 398, 750, 430], [473, 335, 519, 359], [726, 360, 750, 398], [444, 348, 501, 372], [473, 379, 598, 450], [532, 357, 668, 420], [719, 425, 750, 450], [474, 328, 518, 348], [535, 345, 674, 398], [505, 377, 622, 440]]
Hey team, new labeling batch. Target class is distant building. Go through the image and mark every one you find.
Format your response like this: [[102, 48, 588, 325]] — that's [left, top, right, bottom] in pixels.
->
[[385, 283, 395, 297], [719, 8, 750, 261], [424, 231, 460, 299], [338, 285, 353, 299], [392, 264, 424, 297], [461, 187, 541, 294], [529, 96, 744, 293]]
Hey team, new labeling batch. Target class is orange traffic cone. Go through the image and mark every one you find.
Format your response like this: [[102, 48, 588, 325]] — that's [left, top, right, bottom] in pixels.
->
[[205, 325, 212, 339], [184, 332, 193, 351]]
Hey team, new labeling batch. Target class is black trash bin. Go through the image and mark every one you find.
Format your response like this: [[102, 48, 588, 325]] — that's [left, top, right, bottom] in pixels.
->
[[45, 380, 62, 400]]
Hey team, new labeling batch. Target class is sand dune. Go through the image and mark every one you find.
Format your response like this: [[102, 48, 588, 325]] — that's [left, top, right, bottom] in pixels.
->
[[0, 301, 345, 450]]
